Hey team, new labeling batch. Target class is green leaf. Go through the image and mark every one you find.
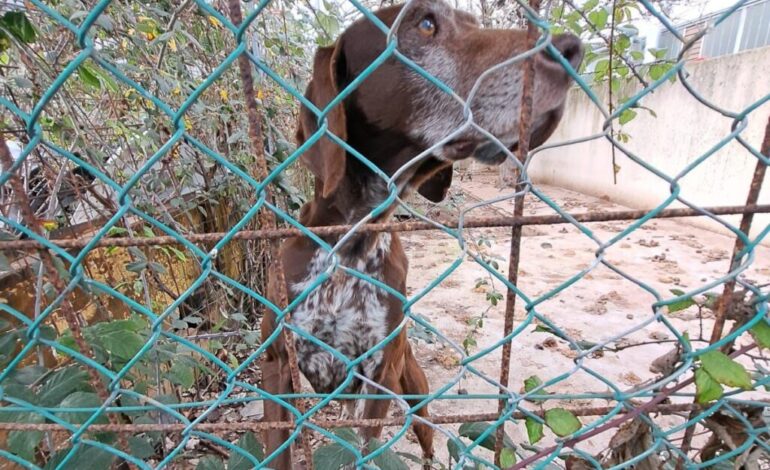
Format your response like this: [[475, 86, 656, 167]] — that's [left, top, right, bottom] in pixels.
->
[[44, 445, 115, 470], [544, 408, 581, 437], [525, 417, 544, 444], [128, 435, 156, 459], [196, 456, 225, 470], [6, 365, 47, 386], [500, 447, 517, 467], [228, 432, 264, 470], [524, 375, 542, 393], [8, 413, 43, 461], [695, 368, 723, 404], [333, 427, 361, 444], [749, 320, 770, 349], [368, 438, 409, 470], [700, 350, 752, 390], [78, 64, 101, 90], [649, 63, 670, 81], [1, 12, 37, 43], [667, 289, 696, 313], [446, 438, 467, 465], [102, 329, 144, 361], [38, 366, 91, 407], [125, 260, 148, 273], [618, 109, 637, 126], [458, 421, 515, 451], [57, 392, 108, 425], [313, 442, 357, 470], [168, 362, 194, 388], [588, 9, 608, 29]]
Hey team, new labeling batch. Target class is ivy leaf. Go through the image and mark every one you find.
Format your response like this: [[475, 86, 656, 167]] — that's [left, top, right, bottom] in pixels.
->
[[749, 320, 770, 349], [544, 408, 581, 437], [700, 350, 752, 390], [525, 417, 544, 444], [695, 368, 723, 404], [228, 432, 264, 470]]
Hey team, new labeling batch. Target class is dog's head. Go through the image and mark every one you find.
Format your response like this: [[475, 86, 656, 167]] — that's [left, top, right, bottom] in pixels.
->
[[297, 0, 583, 203]]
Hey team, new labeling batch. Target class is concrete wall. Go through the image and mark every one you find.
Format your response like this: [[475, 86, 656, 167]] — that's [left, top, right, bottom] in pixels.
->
[[529, 46, 770, 239]]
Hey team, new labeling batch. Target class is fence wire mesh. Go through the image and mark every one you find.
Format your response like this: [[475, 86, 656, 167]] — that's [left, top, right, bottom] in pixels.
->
[[0, 0, 769, 469]]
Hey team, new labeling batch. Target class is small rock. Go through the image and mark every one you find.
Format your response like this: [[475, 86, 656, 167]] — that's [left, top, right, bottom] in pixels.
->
[[541, 242, 553, 249], [185, 437, 200, 451], [626, 313, 634, 320], [240, 400, 264, 419]]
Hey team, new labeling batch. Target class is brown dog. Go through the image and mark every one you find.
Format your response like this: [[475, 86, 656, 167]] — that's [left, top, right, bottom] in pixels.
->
[[260, 0, 583, 467]]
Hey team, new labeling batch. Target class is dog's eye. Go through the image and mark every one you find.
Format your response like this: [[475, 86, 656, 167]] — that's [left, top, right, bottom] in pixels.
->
[[417, 16, 437, 37]]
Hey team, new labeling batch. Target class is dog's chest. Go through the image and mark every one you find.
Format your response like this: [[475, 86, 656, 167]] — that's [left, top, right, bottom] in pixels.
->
[[289, 234, 391, 393]]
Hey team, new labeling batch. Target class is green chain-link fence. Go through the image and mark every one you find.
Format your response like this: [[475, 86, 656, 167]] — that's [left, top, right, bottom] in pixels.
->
[[0, 0, 769, 468]]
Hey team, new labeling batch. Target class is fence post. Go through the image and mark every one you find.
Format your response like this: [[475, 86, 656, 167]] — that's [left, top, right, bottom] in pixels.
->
[[495, 0, 540, 466], [225, 1, 314, 467]]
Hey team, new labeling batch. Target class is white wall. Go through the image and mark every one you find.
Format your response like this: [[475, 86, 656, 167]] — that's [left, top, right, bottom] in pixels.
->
[[529, 46, 770, 239]]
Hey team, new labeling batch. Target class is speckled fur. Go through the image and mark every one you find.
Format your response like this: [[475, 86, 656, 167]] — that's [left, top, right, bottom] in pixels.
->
[[290, 233, 392, 395]]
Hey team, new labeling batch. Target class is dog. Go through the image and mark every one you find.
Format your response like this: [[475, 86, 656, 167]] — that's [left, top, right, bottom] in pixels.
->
[[260, 0, 583, 467]]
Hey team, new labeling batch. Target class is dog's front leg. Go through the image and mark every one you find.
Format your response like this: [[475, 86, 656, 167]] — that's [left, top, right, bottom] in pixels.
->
[[261, 350, 294, 470]]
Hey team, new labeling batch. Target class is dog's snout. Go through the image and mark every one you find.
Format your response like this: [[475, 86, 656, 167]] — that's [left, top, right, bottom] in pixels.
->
[[545, 33, 584, 70]]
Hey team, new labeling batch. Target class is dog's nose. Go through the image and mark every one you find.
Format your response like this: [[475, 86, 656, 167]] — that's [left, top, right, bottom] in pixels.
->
[[545, 33, 584, 70]]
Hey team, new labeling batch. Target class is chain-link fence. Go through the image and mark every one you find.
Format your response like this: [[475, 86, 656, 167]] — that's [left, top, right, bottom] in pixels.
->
[[0, 0, 769, 469]]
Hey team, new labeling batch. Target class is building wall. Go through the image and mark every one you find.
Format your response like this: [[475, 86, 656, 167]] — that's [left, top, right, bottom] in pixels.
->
[[529, 46, 770, 239]]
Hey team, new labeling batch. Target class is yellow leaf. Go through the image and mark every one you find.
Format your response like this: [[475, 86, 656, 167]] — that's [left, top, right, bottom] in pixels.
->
[[208, 16, 221, 28], [219, 89, 229, 102], [168, 38, 177, 52], [172, 87, 181, 96], [256, 89, 264, 100], [41, 220, 58, 231], [145, 32, 156, 41]]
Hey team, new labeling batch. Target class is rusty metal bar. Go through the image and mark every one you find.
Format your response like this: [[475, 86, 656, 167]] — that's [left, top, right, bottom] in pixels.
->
[[0, 402, 718, 433], [678, 116, 770, 465], [225, 1, 312, 467], [495, 1, 540, 465], [2, 204, 768, 252]]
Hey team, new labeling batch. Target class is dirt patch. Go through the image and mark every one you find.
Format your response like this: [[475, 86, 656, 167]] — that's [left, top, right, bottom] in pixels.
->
[[379, 171, 770, 465]]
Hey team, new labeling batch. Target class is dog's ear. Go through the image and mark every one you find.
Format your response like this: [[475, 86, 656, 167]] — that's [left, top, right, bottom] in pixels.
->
[[416, 161, 453, 203], [530, 107, 565, 149], [297, 41, 347, 198]]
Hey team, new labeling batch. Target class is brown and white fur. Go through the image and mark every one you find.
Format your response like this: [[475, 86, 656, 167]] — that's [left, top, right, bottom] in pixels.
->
[[260, 1, 583, 467]]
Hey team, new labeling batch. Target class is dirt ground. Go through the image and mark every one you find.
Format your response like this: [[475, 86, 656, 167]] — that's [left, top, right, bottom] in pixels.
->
[[371, 169, 770, 465]]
